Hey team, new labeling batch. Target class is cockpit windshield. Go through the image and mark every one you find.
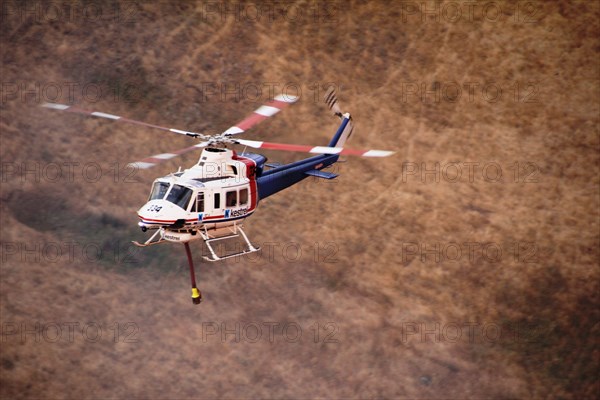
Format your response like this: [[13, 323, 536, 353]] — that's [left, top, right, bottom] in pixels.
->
[[166, 184, 193, 209], [149, 182, 169, 200]]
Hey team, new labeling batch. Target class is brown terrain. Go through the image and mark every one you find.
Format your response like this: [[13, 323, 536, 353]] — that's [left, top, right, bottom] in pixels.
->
[[1, 1, 599, 399]]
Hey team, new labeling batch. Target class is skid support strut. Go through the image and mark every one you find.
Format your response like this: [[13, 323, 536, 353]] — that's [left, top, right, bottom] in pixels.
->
[[200, 223, 260, 262], [184, 242, 202, 305]]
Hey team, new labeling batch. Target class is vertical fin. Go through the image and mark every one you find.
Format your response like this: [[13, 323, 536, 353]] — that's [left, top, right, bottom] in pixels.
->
[[325, 88, 354, 147]]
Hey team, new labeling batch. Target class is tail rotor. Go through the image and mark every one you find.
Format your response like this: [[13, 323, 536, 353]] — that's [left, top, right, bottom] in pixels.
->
[[324, 88, 354, 148], [325, 87, 343, 118]]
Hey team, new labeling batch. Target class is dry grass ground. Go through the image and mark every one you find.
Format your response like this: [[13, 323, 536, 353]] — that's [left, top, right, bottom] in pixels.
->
[[1, 1, 599, 399]]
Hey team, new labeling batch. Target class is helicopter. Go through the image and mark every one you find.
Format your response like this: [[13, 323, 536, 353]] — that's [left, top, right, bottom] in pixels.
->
[[42, 89, 394, 304]]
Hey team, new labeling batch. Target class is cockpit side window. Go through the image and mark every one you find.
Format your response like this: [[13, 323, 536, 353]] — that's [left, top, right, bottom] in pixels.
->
[[190, 192, 197, 212], [149, 182, 170, 201], [190, 192, 204, 213], [197, 192, 204, 212], [166, 185, 193, 209]]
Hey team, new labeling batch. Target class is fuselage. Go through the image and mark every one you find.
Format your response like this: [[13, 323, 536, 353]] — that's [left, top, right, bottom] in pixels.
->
[[137, 148, 262, 234]]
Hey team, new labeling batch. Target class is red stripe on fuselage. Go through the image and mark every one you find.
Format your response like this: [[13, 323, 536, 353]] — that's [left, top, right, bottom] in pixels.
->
[[138, 216, 197, 224], [202, 215, 225, 220], [138, 216, 174, 223], [233, 154, 258, 211]]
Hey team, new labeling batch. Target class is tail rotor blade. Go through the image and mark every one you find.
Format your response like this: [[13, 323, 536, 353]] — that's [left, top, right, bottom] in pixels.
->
[[324, 88, 342, 117]]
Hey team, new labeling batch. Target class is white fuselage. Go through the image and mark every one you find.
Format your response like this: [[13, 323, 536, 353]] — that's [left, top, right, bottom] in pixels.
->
[[136, 148, 258, 239]]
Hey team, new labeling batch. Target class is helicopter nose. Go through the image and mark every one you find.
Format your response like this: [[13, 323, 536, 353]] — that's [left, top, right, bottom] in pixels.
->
[[137, 199, 185, 228]]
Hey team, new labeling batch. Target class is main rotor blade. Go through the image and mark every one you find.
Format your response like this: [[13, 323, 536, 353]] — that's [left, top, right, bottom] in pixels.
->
[[42, 103, 209, 139], [128, 141, 211, 169], [221, 94, 298, 136], [235, 139, 395, 157]]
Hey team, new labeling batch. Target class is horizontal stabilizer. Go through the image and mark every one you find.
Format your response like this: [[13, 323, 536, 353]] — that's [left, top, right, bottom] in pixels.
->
[[305, 169, 338, 179], [265, 162, 283, 168]]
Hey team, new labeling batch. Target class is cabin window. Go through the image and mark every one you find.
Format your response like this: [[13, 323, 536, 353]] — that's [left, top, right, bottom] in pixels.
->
[[214, 193, 221, 209], [197, 192, 204, 212], [149, 182, 169, 200], [226, 191, 237, 207], [190, 192, 204, 212], [239, 188, 248, 205], [166, 185, 193, 209]]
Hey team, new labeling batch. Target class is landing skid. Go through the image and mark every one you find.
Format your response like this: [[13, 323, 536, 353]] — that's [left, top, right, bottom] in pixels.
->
[[199, 223, 260, 262], [132, 229, 165, 247]]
